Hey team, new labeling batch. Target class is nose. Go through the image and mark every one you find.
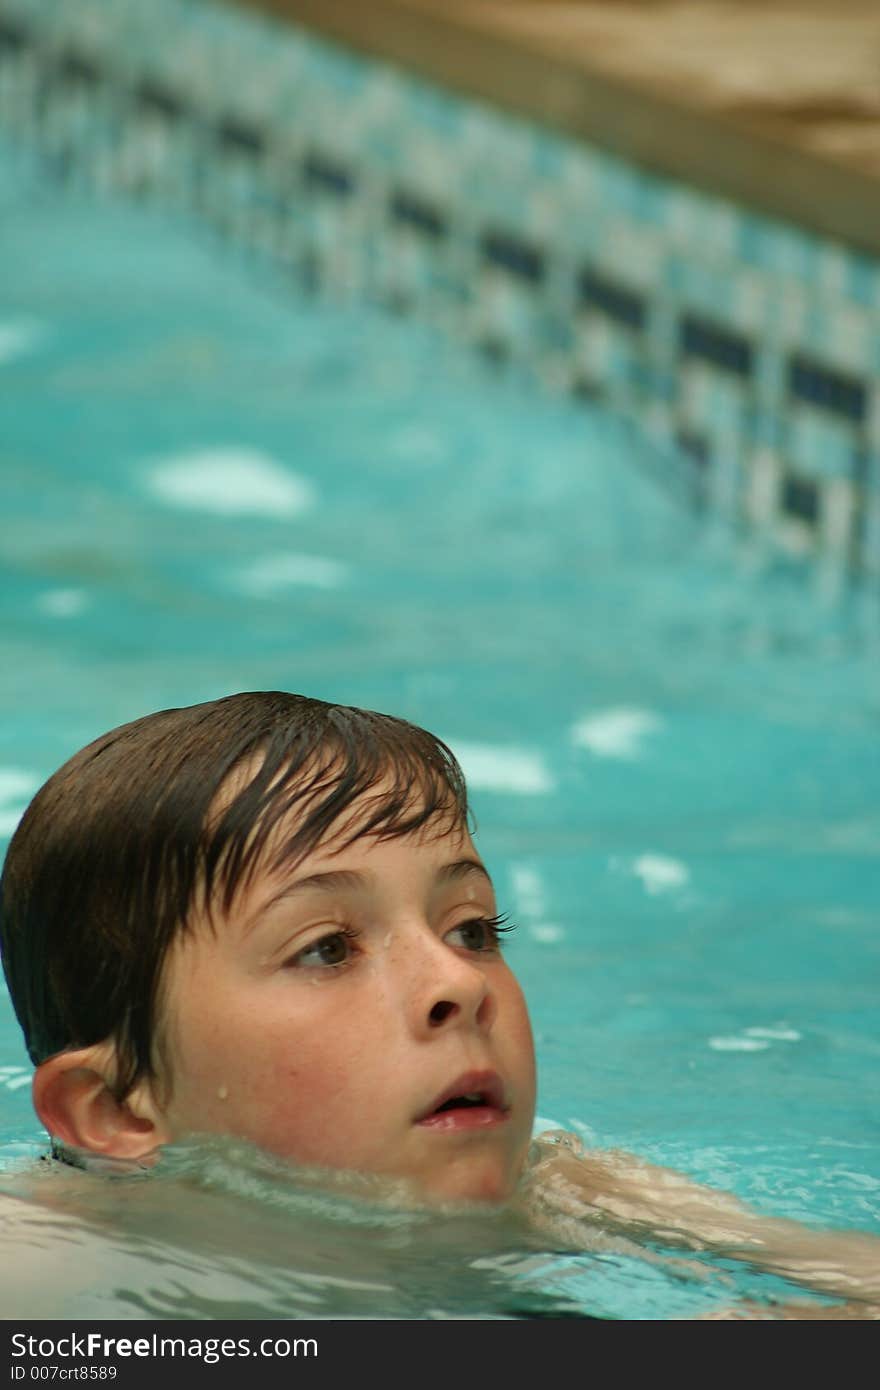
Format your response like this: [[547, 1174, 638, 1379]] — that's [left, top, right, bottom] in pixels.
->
[[405, 932, 495, 1039]]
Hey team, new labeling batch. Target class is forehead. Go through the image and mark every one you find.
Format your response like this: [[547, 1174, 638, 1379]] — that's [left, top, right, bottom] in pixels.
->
[[262, 800, 478, 890], [203, 753, 470, 914], [191, 817, 487, 957]]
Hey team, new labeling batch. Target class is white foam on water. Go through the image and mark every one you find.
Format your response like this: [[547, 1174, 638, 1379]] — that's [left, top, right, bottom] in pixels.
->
[[708, 1036, 770, 1052], [571, 706, 662, 760], [450, 742, 555, 795], [0, 318, 46, 365], [631, 853, 689, 895], [528, 923, 565, 944], [234, 552, 348, 594], [0, 1071, 31, 1091], [744, 1025, 802, 1042], [0, 770, 39, 804], [0, 768, 40, 840], [37, 587, 89, 618], [510, 866, 562, 941], [532, 1115, 567, 1137], [0, 808, 26, 838], [145, 447, 315, 517], [511, 864, 546, 916], [568, 1118, 600, 1146]]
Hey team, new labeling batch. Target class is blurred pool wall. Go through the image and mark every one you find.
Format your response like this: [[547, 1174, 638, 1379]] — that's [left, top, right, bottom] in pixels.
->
[[2, 0, 879, 577]]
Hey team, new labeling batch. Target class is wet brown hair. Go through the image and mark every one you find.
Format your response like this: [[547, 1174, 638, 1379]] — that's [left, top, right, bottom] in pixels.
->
[[0, 692, 469, 1099]]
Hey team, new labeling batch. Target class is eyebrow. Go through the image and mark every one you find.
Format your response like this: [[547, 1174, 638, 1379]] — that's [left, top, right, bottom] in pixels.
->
[[244, 857, 492, 932]]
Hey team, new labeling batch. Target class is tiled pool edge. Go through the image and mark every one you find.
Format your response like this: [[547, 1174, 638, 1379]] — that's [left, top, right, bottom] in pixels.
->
[[243, 0, 880, 264], [2, 0, 879, 574]]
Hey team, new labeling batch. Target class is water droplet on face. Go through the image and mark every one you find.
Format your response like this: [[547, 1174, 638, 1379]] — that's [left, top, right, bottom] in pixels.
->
[[217, 1084, 228, 1101], [383, 932, 393, 948]]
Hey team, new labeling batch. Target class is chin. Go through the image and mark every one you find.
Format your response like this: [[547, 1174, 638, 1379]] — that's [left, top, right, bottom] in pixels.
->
[[419, 1157, 522, 1207]]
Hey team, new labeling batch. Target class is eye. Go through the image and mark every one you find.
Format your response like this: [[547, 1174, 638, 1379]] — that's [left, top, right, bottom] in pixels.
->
[[289, 927, 361, 970], [446, 913, 516, 953]]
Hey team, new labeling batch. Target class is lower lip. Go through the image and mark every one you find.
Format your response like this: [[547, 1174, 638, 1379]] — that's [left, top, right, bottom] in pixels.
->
[[417, 1106, 509, 1133]]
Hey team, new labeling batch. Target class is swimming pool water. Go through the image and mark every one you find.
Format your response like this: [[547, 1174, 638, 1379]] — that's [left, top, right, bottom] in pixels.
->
[[1, 137, 878, 1317]]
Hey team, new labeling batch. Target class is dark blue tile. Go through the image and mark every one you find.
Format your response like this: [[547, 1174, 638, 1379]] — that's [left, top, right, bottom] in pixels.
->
[[789, 355, 867, 422], [136, 79, 189, 123], [389, 189, 448, 240], [302, 150, 355, 196], [680, 313, 752, 377], [578, 269, 645, 330], [781, 472, 820, 525], [676, 429, 711, 469], [0, 16, 30, 51], [55, 49, 102, 88], [481, 230, 545, 284], [216, 117, 266, 158]]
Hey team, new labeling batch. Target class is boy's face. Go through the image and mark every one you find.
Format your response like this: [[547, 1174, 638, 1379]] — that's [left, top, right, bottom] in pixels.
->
[[157, 802, 536, 1204]]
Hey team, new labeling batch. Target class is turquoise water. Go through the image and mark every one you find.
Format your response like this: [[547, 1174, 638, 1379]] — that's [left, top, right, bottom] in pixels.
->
[[1, 139, 879, 1317]]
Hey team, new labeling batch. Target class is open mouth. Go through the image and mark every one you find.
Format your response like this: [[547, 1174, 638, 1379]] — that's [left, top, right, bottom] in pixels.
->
[[434, 1092, 489, 1114], [417, 1071, 508, 1128]]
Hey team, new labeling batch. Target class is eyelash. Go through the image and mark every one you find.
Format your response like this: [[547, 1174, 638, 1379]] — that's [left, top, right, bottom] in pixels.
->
[[285, 913, 517, 971], [453, 912, 517, 950]]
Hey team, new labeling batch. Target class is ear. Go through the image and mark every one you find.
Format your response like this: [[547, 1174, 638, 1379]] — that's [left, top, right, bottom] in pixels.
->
[[32, 1044, 172, 1160]]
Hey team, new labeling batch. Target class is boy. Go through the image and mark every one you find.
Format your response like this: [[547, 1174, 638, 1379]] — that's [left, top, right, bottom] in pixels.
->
[[1, 690, 535, 1206], [1, 691, 878, 1314]]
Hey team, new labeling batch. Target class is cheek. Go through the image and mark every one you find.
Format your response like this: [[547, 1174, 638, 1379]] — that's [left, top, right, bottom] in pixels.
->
[[221, 1033, 382, 1167], [504, 979, 538, 1097], [162, 982, 377, 1153], [159, 985, 274, 1125], [502, 973, 535, 1047]]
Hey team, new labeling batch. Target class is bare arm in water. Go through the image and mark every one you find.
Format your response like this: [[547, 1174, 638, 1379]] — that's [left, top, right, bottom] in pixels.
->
[[520, 1132, 880, 1317]]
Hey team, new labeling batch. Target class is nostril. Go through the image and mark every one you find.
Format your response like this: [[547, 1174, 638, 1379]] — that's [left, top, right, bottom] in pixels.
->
[[429, 1000, 457, 1027]]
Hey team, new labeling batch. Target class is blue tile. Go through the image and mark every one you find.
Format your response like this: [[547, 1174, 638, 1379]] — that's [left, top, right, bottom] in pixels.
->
[[780, 472, 820, 526], [531, 131, 565, 180], [680, 313, 753, 377], [789, 355, 867, 422], [389, 187, 448, 240], [11, 0, 880, 577], [754, 413, 784, 448], [480, 228, 545, 283], [846, 252, 879, 308], [579, 269, 645, 330], [864, 453, 880, 493], [737, 214, 765, 268]]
